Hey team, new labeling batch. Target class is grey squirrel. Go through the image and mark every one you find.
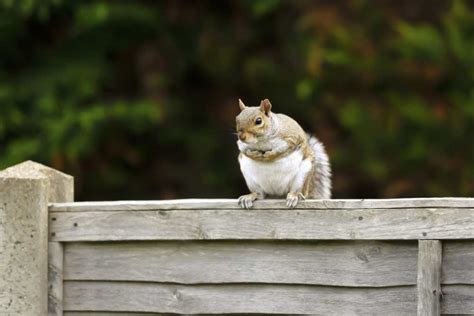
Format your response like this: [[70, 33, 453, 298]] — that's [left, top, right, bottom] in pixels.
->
[[236, 98, 331, 208]]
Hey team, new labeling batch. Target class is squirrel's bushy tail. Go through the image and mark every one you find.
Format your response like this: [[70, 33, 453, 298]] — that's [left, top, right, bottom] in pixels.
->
[[308, 135, 332, 199]]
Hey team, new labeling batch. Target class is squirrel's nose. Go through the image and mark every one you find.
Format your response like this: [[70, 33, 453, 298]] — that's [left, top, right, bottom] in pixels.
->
[[238, 132, 246, 141]]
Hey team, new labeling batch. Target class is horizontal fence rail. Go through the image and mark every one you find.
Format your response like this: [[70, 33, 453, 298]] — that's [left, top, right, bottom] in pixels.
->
[[49, 197, 474, 211], [49, 198, 474, 241]]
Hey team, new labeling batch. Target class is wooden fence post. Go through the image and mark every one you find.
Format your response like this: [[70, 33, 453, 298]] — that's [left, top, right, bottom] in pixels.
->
[[0, 161, 73, 316], [417, 240, 442, 316]]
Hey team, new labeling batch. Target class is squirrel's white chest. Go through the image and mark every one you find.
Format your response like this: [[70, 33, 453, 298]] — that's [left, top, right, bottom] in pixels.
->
[[239, 149, 311, 197]]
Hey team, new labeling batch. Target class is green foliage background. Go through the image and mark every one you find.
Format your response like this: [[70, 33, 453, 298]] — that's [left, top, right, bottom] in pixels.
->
[[0, 0, 473, 200]]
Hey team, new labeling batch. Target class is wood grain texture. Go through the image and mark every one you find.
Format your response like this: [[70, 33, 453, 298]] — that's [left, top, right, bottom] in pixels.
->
[[65, 313, 173, 316], [63, 281, 416, 314], [417, 240, 442, 316], [49, 208, 474, 241], [441, 285, 474, 314], [49, 197, 474, 212], [63, 241, 417, 287], [64, 313, 277, 316], [442, 241, 474, 284], [48, 242, 63, 316]]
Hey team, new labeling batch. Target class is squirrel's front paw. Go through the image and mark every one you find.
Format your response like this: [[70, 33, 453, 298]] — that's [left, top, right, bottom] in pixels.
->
[[244, 149, 263, 160], [238, 193, 258, 209], [286, 192, 305, 208]]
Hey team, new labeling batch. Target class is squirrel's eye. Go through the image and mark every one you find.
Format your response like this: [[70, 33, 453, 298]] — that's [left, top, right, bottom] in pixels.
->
[[255, 118, 262, 125]]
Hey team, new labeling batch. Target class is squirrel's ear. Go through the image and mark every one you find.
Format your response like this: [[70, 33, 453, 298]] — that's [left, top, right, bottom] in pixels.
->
[[238, 99, 247, 111], [260, 99, 272, 116]]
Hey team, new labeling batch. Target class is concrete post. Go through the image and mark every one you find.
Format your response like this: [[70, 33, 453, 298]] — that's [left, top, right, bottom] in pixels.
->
[[0, 161, 73, 315]]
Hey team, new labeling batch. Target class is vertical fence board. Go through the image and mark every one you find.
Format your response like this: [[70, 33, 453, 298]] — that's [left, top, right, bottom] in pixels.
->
[[48, 242, 64, 316], [417, 240, 442, 316]]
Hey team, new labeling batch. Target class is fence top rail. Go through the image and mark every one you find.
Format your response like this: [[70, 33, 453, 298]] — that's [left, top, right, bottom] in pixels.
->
[[49, 197, 474, 212]]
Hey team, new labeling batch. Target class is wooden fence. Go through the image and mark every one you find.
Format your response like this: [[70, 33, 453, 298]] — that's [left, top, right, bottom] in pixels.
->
[[2, 162, 474, 315]]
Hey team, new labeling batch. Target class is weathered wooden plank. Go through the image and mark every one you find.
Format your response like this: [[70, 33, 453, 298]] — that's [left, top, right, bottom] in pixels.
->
[[442, 241, 474, 284], [49, 197, 474, 212], [63, 241, 417, 287], [63, 314, 296, 316], [417, 240, 442, 316], [48, 242, 64, 316], [64, 313, 282, 316], [64, 313, 275, 316], [441, 285, 474, 314], [49, 208, 474, 241], [65, 313, 172, 316], [63, 281, 416, 314]]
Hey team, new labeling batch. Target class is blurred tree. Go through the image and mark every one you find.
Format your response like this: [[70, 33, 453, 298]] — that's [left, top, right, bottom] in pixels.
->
[[0, 0, 473, 200]]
